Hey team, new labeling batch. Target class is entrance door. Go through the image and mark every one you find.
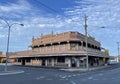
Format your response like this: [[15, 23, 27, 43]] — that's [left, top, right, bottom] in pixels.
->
[[22, 59, 25, 66], [71, 57, 76, 67], [42, 59, 45, 66]]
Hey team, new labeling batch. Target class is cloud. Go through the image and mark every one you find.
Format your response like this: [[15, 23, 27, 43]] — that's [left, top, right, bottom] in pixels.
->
[[63, 0, 120, 55], [0, 0, 35, 19], [0, 0, 120, 55], [0, 0, 31, 12], [0, 34, 5, 38]]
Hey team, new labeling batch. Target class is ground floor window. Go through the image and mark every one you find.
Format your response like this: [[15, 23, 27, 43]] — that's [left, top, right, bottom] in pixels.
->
[[57, 57, 65, 63], [18, 59, 21, 62], [26, 59, 30, 62], [48, 58, 52, 63]]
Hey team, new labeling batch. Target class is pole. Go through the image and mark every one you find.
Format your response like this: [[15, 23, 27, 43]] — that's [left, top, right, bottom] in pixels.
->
[[84, 15, 89, 70], [0, 17, 24, 71], [0, 18, 24, 71], [5, 26, 10, 72]]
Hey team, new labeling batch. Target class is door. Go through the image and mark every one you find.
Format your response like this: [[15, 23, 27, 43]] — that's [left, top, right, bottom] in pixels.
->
[[42, 59, 45, 66], [22, 59, 25, 66], [71, 57, 76, 67]]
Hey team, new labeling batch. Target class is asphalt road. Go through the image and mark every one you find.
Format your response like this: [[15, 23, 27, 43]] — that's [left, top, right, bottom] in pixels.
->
[[0, 64, 120, 84]]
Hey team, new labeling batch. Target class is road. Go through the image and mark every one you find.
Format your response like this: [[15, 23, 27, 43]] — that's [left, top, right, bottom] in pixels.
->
[[0, 64, 120, 84]]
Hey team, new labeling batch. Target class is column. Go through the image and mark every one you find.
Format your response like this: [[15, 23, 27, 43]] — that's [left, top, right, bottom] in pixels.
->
[[51, 58, 54, 67], [45, 59, 48, 66], [76, 57, 80, 67], [68, 58, 71, 67]]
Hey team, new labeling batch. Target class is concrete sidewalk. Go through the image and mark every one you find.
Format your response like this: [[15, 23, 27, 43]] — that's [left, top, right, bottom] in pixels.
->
[[60, 65, 110, 72], [0, 70, 24, 75], [0, 63, 24, 75], [0, 63, 13, 66]]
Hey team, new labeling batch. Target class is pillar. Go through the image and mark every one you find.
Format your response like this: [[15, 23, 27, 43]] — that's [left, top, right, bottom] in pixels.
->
[[45, 59, 48, 66], [76, 57, 80, 67], [68, 58, 71, 67], [51, 58, 54, 67]]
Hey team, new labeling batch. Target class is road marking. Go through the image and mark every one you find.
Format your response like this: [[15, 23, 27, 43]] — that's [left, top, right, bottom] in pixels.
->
[[70, 80, 76, 84], [98, 73, 103, 76], [68, 75, 72, 78], [61, 76, 67, 79], [36, 76, 45, 80], [88, 76, 93, 80], [72, 74, 76, 77]]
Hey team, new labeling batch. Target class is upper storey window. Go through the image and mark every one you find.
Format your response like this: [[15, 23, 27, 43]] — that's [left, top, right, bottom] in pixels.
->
[[62, 44, 66, 50], [70, 43, 77, 50], [55, 45, 59, 51]]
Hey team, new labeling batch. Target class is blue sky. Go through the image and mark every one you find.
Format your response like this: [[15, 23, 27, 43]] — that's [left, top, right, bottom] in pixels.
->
[[0, 0, 120, 56]]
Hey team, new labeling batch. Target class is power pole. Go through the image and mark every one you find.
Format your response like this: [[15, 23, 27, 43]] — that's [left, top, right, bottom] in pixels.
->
[[84, 15, 89, 70]]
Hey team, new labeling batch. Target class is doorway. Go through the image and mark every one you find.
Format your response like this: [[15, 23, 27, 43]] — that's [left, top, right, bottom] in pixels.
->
[[71, 57, 76, 67], [22, 59, 25, 66], [42, 59, 46, 66]]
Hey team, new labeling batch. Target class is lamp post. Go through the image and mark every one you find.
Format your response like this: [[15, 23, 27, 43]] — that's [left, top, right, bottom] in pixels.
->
[[0, 18, 24, 71]]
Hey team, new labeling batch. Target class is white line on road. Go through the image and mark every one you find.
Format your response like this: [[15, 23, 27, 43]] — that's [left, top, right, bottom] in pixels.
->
[[70, 80, 76, 84], [88, 76, 93, 80], [36, 76, 45, 80]]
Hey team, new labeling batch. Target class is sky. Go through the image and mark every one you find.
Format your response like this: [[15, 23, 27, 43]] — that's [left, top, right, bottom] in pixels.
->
[[0, 0, 120, 56]]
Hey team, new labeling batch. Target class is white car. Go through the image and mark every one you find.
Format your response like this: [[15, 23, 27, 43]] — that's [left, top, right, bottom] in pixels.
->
[[108, 60, 118, 64]]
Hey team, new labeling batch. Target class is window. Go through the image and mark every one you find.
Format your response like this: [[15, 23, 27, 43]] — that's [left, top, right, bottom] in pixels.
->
[[48, 46, 52, 51], [62, 44, 66, 50], [26, 59, 30, 62], [71, 43, 76, 47], [57, 57, 65, 63], [48, 58, 52, 63], [18, 59, 21, 62], [70, 43, 77, 50], [55, 45, 59, 51]]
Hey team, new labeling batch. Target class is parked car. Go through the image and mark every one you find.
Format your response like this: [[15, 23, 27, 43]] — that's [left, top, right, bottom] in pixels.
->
[[108, 60, 118, 64]]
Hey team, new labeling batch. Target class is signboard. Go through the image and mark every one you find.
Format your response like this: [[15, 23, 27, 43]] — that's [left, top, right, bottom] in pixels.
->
[[103, 57, 106, 62], [104, 50, 109, 55]]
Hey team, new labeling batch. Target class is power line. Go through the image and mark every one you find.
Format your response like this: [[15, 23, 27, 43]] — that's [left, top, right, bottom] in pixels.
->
[[33, 0, 73, 19], [34, 0, 62, 15]]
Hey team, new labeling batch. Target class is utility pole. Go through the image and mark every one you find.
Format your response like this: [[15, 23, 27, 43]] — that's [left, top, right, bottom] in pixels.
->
[[84, 15, 89, 71]]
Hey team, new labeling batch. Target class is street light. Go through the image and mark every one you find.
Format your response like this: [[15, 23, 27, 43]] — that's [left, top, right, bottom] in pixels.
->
[[0, 17, 24, 71]]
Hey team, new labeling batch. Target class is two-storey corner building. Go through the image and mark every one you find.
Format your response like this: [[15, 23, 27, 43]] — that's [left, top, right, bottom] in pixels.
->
[[10, 31, 109, 68]]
